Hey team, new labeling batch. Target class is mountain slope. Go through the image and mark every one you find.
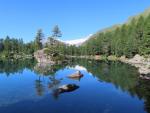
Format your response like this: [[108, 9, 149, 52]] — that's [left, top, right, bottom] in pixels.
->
[[79, 7, 150, 57], [84, 7, 150, 44]]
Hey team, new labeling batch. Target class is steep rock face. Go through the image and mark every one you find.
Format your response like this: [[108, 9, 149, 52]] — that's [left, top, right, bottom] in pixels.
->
[[34, 49, 55, 64]]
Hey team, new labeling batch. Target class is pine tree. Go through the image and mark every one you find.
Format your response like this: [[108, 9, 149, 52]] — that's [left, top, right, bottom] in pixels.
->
[[0, 39, 4, 52], [52, 25, 62, 39], [4, 36, 11, 56], [35, 29, 44, 50]]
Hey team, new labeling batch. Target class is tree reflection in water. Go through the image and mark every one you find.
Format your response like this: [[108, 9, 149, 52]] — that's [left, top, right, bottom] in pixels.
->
[[48, 76, 62, 99], [0, 58, 36, 76], [34, 62, 81, 99], [71, 59, 150, 113], [0, 58, 150, 112], [35, 76, 45, 96]]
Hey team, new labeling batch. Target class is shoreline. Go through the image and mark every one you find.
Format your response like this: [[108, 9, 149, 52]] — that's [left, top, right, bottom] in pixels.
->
[[34, 53, 150, 80], [70, 55, 150, 79], [119, 55, 150, 80]]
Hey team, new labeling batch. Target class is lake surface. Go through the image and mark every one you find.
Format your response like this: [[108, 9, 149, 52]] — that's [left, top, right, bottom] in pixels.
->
[[0, 58, 149, 113]]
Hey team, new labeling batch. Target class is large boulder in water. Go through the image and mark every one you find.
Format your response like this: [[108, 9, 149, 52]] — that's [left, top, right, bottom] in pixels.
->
[[68, 71, 84, 79], [58, 84, 79, 93], [52, 84, 79, 99]]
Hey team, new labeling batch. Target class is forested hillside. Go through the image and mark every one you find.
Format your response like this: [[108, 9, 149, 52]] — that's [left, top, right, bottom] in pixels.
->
[[0, 36, 35, 57], [77, 8, 150, 57], [0, 29, 44, 58], [1, 9, 150, 59]]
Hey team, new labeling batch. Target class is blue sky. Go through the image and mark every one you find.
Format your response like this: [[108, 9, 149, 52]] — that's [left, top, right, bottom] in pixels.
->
[[0, 0, 150, 42]]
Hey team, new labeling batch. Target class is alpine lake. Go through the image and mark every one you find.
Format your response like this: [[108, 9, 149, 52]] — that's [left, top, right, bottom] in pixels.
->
[[0, 58, 149, 113]]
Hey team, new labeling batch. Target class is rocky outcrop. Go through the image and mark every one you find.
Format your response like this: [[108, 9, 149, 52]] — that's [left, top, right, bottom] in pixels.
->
[[68, 71, 84, 80], [120, 54, 150, 79], [34, 49, 55, 64]]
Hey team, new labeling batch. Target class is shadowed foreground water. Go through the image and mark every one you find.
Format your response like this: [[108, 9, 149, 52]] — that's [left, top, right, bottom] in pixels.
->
[[0, 58, 149, 113]]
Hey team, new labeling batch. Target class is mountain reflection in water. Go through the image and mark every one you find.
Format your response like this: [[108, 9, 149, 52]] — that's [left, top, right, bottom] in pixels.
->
[[0, 58, 149, 113]]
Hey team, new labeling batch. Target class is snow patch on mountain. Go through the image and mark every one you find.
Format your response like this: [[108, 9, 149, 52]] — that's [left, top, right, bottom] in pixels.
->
[[64, 34, 92, 46]]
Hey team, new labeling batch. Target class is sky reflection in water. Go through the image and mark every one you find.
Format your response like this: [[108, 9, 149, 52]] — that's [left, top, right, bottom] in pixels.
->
[[0, 59, 148, 113]]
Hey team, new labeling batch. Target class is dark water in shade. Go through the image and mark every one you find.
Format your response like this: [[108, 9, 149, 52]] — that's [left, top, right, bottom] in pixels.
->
[[0, 58, 149, 113]]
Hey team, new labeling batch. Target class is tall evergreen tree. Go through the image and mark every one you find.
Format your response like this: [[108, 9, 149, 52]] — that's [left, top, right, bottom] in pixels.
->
[[0, 39, 4, 52], [52, 25, 62, 39], [35, 29, 44, 50], [4, 36, 11, 56]]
